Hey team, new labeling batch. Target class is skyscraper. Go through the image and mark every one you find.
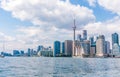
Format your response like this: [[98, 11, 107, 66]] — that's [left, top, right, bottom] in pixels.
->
[[89, 36, 94, 45], [83, 40, 90, 56], [53, 41, 61, 57], [112, 43, 120, 57], [65, 40, 73, 56], [28, 48, 31, 56], [77, 34, 82, 41], [74, 40, 81, 56], [90, 45, 96, 57], [83, 30, 87, 40], [105, 41, 110, 54], [13, 50, 20, 56], [62, 42, 65, 54], [37, 45, 44, 52], [112, 33, 119, 47], [96, 35, 105, 57]]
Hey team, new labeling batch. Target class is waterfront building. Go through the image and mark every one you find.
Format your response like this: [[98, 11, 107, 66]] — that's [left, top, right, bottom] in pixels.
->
[[73, 40, 81, 56], [28, 48, 31, 56], [77, 34, 82, 41], [112, 33, 119, 48], [20, 50, 24, 56], [27, 48, 34, 56], [89, 36, 94, 45], [65, 40, 73, 56], [40, 50, 53, 57], [53, 41, 61, 57], [82, 40, 90, 56], [62, 42, 65, 54], [1, 52, 12, 56], [96, 35, 106, 57], [90, 45, 96, 57], [48, 46, 52, 51], [83, 30, 87, 40], [112, 43, 120, 57], [37, 45, 44, 52], [73, 40, 90, 57], [105, 41, 110, 55], [13, 50, 20, 56]]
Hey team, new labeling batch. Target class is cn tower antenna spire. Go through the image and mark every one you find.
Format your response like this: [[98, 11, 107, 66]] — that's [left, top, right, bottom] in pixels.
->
[[73, 19, 76, 41]]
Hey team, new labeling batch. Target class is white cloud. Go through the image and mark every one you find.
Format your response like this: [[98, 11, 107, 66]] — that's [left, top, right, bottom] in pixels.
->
[[87, 0, 120, 15], [0, 32, 16, 52], [1, 0, 120, 52], [0, 0, 95, 29], [0, 0, 96, 52], [0, 32, 15, 42], [16, 26, 73, 44], [98, 0, 120, 15]]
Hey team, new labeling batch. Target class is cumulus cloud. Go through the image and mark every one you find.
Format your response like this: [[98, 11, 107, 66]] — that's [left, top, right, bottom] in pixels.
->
[[87, 0, 120, 16], [16, 26, 73, 45], [0, 0, 95, 29], [98, 0, 120, 15], [0, 0, 120, 51], [0, 0, 96, 51]]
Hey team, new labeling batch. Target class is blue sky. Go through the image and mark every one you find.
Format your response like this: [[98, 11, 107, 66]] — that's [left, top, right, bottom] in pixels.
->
[[0, 0, 120, 52], [0, 9, 32, 35]]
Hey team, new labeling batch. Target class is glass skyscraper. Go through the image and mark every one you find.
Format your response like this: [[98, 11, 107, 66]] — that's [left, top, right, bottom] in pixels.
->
[[77, 34, 82, 41], [62, 42, 65, 54], [112, 33, 119, 47], [53, 41, 61, 57], [37, 45, 44, 52], [89, 36, 94, 45], [83, 30, 87, 40]]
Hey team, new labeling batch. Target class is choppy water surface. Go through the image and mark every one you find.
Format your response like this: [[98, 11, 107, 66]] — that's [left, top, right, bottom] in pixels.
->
[[0, 57, 120, 77]]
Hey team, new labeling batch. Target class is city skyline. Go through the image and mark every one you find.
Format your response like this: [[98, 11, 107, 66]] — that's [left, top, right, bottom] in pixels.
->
[[0, 29, 120, 57], [0, 0, 120, 52]]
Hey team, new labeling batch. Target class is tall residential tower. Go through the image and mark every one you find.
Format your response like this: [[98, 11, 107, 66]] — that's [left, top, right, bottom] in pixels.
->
[[53, 41, 61, 57], [112, 33, 119, 47], [96, 35, 105, 57]]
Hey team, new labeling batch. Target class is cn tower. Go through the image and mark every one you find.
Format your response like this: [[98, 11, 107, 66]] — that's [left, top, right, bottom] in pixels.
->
[[72, 19, 76, 56]]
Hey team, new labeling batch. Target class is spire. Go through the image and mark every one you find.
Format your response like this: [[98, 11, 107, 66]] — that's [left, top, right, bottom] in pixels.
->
[[73, 19, 76, 41]]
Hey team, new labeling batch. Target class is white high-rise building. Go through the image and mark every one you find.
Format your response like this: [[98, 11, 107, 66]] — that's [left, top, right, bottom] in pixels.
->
[[112, 43, 120, 57], [96, 35, 105, 57]]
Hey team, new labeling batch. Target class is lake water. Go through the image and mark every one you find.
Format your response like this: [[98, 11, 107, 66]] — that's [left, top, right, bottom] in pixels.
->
[[0, 57, 120, 77]]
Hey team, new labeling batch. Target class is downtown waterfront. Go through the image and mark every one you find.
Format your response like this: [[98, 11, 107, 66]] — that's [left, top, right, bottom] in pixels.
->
[[0, 57, 120, 77]]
